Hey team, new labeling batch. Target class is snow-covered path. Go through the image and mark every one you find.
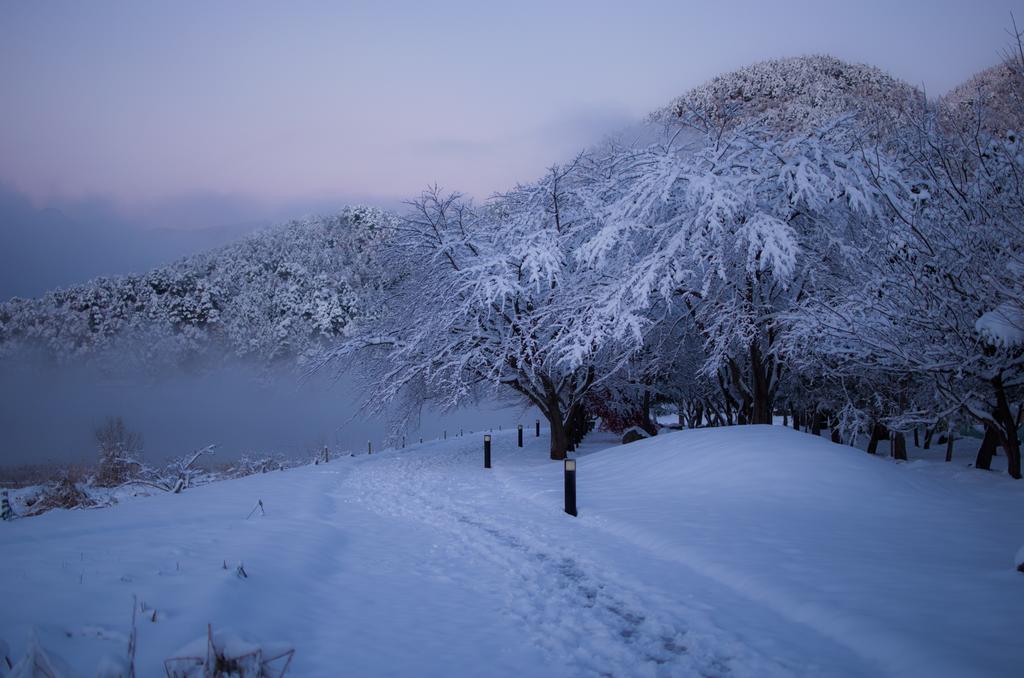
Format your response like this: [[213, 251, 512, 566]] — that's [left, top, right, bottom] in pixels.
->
[[2, 426, 1020, 676], [341, 432, 872, 677]]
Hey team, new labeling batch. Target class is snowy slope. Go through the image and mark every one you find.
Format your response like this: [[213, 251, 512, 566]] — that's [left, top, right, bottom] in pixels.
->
[[522, 426, 1024, 677], [1, 426, 1021, 676]]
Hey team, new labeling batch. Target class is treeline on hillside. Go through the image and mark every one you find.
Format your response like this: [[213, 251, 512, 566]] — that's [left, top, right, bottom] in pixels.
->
[[328, 54, 1024, 478], [0, 206, 395, 370]]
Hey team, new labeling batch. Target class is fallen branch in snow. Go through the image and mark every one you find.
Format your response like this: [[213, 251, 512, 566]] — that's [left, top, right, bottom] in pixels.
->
[[26, 472, 97, 515], [246, 500, 265, 519], [168, 445, 217, 493]]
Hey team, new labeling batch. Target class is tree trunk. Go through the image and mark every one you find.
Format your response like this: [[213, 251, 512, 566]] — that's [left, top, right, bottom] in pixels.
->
[[811, 411, 831, 437], [749, 340, 772, 425], [545, 393, 568, 460], [945, 429, 955, 463], [791, 409, 800, 430], [992, 374, 1023, 479], [639, 390, 657, 436], [892, 432, 908, 461], [549, 417, 568, 460], [867, 422, 888, 455], [783, 413, 788, 427], [974, 425, 998, 471], [923, 428, 933, 450]]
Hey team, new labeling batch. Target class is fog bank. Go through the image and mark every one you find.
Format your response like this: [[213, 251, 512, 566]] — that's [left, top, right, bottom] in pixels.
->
[[0, 358, 534, 468]]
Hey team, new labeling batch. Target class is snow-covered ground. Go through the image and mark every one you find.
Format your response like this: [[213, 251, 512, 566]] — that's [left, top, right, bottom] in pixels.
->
[[2, 425, 1021, 676]]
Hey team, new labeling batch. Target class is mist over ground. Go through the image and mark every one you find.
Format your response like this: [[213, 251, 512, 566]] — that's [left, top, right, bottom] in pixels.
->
[[0, 354, 534, 467]]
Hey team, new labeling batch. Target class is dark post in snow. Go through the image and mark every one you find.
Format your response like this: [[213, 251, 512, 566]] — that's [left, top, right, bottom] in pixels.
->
[[484, 434, 491, 469], [368, 441, 372, 455], [518, 424, 523, 448], [444, 430, 447, 440], [535, 419, 540, 437], [402, 436, 406, 449], [564, 459, 577, 517]]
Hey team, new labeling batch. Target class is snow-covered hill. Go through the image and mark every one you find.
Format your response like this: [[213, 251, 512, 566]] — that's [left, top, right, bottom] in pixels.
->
[[2, 425, 1020, 676], [0, 206, 395, 370], [654, 55, 923, 133]]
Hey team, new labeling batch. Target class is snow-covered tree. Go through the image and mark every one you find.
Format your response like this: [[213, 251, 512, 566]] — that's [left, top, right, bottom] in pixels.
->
[[328, 161, 636, 459], [579, 109, 893, 426], [790, 51, 1024, 477]]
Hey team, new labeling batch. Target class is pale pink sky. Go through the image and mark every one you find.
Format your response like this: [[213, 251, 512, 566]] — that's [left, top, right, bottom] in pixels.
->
[[2, 0, 1022, 215]]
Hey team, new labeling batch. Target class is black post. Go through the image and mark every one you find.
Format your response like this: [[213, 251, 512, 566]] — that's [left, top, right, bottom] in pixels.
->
[[535, 419, 540, 437], [484, 435, 491, 469], [368, 441, 372, 455], [517, 424, 523, 448], [444, 430, 447, 440], [564, 459, 577, 517]]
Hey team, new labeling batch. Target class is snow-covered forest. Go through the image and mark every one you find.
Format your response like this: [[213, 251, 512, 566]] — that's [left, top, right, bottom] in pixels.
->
[[315, 55, 1023, 477], [2, 55, 1022, 476], [0, 206, 395, 370]]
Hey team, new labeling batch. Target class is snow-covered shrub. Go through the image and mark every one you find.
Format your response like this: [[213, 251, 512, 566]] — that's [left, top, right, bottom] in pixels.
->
[[164, 626, 294, 677], [230, 454, 286, 478], [93, 417, 144, 487], [27, 468, 97, 514], [621, 427, 651, 445]]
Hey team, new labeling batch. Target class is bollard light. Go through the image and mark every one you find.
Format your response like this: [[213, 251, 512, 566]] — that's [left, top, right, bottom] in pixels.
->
[[484, 434, 492, 469], [564, 458, 577, 517], [517, 424, 523, 448]]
